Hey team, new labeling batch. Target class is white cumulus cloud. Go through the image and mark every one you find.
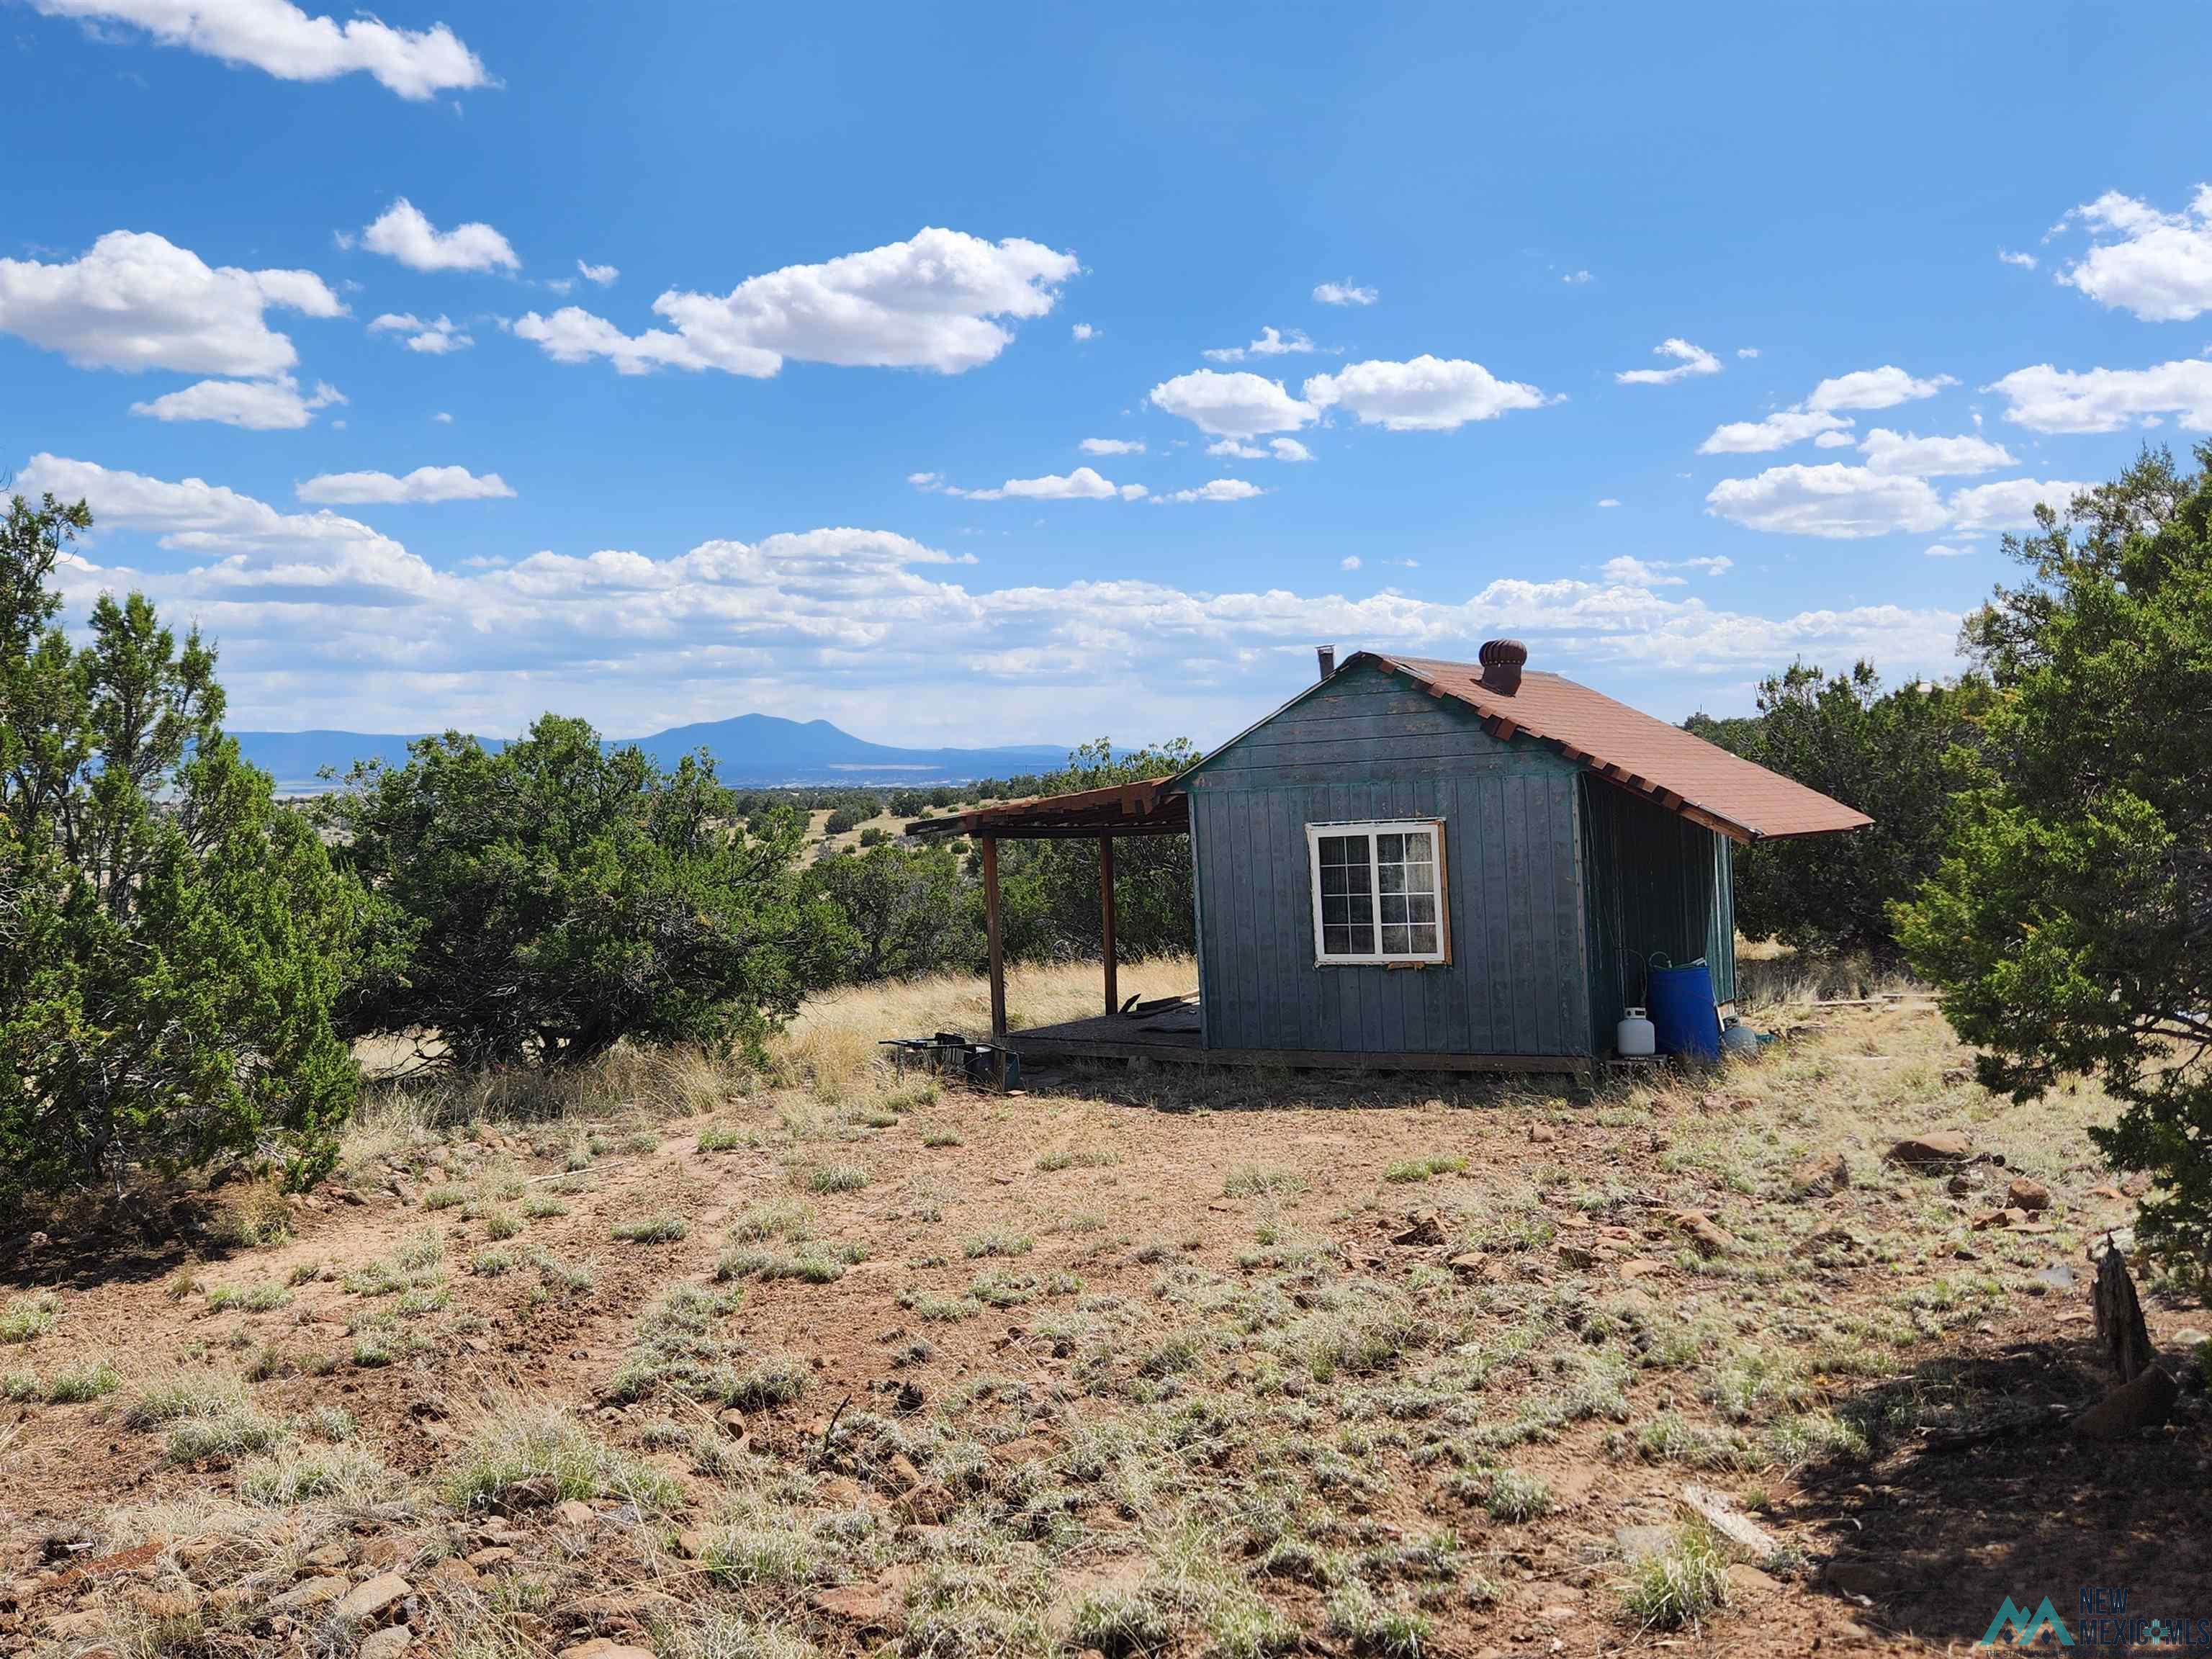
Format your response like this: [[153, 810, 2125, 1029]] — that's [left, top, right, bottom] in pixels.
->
[[2053, 186, 2212, 321], [28, 0, 489, 99], [19, 451, 1972, 741], [1616, 338, 1721, 386], [1079, 438, 1144, 455], [1985, 359, 2212, 433], [1148, 369, 1316, 439], [1805, 365, 1956, 412], [1312, 282, 1377, 307], [1203, 325, 1316, 364], [925, 467, 1146, 502], [297, 465, 516, 505], [1154, 478, 1263, 504], [515, 228, 1076, 379], [1857, 428, 2016, 477], [1302, 355, 1549, 432], [0, 230, 341, 377], [130, 374, 343, 429], [1698, 410, 1853, 453], [1705, 464, 1949, 539], [1946, 477, 2091, 534], [577, 260, 619, 287], [361, 199, 519, 274], [369, 312, 472, 354], [1699, 365, 1953, 454], [1997, 249, 2038, 271]]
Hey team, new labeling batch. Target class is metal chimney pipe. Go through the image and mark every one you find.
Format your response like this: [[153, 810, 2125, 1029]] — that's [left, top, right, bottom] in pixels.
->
[[1316, 644, 1337, 681]]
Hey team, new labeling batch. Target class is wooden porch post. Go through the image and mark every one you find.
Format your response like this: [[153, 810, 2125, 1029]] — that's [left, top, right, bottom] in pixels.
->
[[1100, 833, 1118, 1017], [981, 834, 1006, 1040]]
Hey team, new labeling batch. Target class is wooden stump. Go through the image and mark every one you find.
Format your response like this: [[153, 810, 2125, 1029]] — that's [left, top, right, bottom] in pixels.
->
[[2093, 1246, 2154, 1383]]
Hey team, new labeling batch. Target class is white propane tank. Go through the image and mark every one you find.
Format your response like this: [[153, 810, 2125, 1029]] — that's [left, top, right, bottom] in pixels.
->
[[1617, 1006, 1656, 1057]]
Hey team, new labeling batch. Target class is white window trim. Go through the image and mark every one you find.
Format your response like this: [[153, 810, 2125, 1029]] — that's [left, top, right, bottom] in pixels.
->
[[1305, 818, 1450, 966]]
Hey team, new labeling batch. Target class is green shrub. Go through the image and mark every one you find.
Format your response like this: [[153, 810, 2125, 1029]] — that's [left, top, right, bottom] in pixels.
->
[[0, 495, 357, 1200]]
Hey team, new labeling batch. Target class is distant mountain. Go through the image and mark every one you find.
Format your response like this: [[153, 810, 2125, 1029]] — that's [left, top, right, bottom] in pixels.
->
[[234, 714, 1069, 793]]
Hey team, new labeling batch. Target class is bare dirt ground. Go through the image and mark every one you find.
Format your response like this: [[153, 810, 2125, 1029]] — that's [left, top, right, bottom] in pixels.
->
[[4, 962, 2208, 1659]]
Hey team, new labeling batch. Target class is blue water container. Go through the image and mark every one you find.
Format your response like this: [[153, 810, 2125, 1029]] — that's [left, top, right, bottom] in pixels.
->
[[1646, 956, 1723, 1061]]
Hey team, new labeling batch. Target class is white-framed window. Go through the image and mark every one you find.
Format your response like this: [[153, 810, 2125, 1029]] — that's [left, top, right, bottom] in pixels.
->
[[1305, 819, 1449, 965]]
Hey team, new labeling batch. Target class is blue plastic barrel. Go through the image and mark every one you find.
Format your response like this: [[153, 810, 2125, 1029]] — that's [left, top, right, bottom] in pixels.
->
[[1646, 956, 1722, 1061]]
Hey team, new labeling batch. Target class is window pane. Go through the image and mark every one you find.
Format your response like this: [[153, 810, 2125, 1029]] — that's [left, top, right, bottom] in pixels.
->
[[1406, 923, 1437, 954], [1376, 832, 1403, 863], [1380, 922, 1411, 954], [1406, 893, 1436, 925], [1315, 831, 1374, 955]]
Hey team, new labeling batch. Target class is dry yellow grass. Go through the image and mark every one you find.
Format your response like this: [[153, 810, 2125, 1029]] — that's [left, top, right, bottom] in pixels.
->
[[18, 964, 2204, 1659], [778, 954, 1196, 1102]]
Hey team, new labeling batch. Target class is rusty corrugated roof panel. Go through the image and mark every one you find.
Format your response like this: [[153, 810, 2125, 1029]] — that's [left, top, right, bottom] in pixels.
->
[[907, 776, 1189, 840], [1362, 651, 1872, 842]]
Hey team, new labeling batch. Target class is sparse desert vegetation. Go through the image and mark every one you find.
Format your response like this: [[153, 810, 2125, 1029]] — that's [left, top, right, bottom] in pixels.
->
[[3, 961, 2207, 1658]]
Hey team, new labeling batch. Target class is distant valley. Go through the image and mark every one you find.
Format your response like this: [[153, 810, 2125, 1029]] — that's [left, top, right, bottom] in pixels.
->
[[235, 712, 1069, 792]]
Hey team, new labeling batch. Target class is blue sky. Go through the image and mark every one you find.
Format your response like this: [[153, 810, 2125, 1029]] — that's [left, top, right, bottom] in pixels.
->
[[9, 2, 2212, 749]]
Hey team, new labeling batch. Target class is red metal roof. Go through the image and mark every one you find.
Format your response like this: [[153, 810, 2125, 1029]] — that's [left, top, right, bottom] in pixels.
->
[[1357, 652, 1872, 842]]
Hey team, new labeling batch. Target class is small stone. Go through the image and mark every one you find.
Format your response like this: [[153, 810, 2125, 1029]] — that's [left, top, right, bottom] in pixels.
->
[[1447, 1251, 1491, 1280], [1887, 1131, 1972, 1166], [2073, 1365, 2179, 1440], [673, 1532, 710, 1562], [271, 1578, 349, 1611], [1614, 1526, 1675, 1564], [1794, 1152, 1851, 1195], [2005, 1177, 2051, 1213], [1390, 1211, 1447, 1248], [498, 1476, 559, 1511], [2087, 1184, 2125, 1202], [336, 1575, 410, 1622], [1678, 1483, 1781, 1561], [1619, 1257, 1667, 1280], [808, 1583, 899, 1629], [359, 1627, 411, 1659], [1946, 1172, 1977, 1197], [1727, 1564, 1781, 1597], [887, 1453, 923, 1488], [554, 1501, 596, 1528], [45, 1612, 109, 1640], [1673, 1209, 1735, 1256], [1822, 1560, 1892, 1599], [462, 1548, 513, 1570], [1556, 1243, 1596, 1270], [556, 1644, 656, 1659], [302, 1545, 350, 1570], [1527, 1122, 1557, 1144], [896, 1484, 955, 1525]]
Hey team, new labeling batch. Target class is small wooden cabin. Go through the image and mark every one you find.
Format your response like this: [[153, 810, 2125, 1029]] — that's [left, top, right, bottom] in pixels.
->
[[913, 644, 1869, 1076]]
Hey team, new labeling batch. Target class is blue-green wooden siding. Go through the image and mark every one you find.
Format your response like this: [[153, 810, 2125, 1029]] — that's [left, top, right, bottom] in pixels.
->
[[1181, 660, 1591, 1056], [1577, 775, 1736, 1054]]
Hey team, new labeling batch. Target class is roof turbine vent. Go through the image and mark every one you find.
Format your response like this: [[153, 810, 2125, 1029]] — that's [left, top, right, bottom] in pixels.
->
[[1478, 638, 1527, 696]]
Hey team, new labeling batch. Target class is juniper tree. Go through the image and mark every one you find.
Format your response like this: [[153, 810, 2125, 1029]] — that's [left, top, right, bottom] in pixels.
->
[[1897, 447, 2212, 1267], [0, 494, 358, 1200]]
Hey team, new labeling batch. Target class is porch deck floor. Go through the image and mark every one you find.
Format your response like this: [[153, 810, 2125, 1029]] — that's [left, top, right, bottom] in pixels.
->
[[1005, 1003, 1588, 1075]]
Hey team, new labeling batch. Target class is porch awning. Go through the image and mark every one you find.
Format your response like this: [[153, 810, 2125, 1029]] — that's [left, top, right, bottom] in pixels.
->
[[906, 776, 1188, 840]]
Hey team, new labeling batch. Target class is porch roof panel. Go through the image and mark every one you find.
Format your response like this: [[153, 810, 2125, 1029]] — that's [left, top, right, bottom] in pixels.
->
[[906, 775, 1188, 840]]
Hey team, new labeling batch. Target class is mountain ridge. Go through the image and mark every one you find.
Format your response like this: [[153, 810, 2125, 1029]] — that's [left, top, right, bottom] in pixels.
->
[[233, 712, 1070, 792]]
